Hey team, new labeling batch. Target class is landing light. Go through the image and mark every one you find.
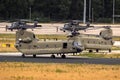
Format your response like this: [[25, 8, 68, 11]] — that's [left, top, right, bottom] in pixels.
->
[[19, 38, 22, 41]]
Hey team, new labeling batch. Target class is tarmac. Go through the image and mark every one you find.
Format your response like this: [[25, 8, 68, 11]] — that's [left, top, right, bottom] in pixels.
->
[[0, 22, 120, 36], [0, 53, 120, 65]]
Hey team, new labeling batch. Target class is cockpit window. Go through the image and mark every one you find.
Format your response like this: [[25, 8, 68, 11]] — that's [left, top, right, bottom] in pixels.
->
[[73, 41, 82, 47]]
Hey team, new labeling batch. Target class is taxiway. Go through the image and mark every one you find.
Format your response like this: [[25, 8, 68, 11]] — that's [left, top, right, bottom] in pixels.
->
[[0, 53, 120, 65]]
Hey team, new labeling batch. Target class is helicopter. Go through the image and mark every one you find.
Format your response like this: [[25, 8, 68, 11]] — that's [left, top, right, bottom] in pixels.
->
[[5, 20, 42, 31], [60, 20, 94, 32], [14, 22, 114, 58]]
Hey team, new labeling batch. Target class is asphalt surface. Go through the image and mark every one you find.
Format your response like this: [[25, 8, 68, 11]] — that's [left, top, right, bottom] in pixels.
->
[[0, 53, 120, 65]]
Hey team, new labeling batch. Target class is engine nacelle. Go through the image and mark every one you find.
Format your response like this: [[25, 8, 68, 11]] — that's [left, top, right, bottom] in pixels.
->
[[100, 28, 112, 40], [73, 41, 84, 52]]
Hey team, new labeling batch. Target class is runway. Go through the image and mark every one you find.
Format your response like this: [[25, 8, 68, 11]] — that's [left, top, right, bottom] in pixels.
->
[[0, 53, 120, 65]]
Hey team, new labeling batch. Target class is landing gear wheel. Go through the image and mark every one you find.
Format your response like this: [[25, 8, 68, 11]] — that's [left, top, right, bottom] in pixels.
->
[[61, 54, 66, 58], [89, 50, 93, 53], [51, 54, 55, 58], [109, 49, 111, 53], [22, 54, 25, 58], [11, 29, 13, 31], [33, 54, 36, 58], [96, 49, 99, 53]]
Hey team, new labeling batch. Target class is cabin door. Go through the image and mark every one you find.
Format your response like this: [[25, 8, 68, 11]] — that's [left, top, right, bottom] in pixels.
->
[[63, 43, 67, 49]]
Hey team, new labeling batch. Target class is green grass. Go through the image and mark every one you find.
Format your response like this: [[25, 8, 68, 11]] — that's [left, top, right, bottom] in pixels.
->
[[78, 53, 105, 58], [0, 33, 120, 40], [0, 34, 67, 40], [0, 34, 15, 38], [114, 36, 120, 41], [78, 53, 120, 58], [112, 47, 120, 50]]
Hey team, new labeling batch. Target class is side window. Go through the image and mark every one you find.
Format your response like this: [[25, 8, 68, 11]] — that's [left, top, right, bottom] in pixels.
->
[[88, 41, 89, 43], [63, 43, 67, 49], [33, 34, 35, 38]]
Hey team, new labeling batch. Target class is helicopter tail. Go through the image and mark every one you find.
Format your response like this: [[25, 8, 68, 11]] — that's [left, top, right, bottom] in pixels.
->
[[100, 27, 113, 40], [15, 29, 37, 51]]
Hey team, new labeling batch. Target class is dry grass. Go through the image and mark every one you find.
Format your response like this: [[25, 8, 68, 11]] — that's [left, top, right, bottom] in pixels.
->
[[78, 53, 120, 58], [0, 62, 120, 80]]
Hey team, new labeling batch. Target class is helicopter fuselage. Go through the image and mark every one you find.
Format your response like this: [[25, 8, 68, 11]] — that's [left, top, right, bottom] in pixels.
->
[[15, 29, 113, 57], [15, 30, 83, 55]]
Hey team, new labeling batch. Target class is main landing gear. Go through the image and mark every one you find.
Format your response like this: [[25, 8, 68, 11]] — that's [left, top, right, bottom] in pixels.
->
[[51, 54, 66, 58], [33, 54, 36, 58], [51, 54, 56, 58], [109, 49, 111, 53], [22, 54, 66, 58], [61, 54, 66, 58], [22, 54, 25, 58]]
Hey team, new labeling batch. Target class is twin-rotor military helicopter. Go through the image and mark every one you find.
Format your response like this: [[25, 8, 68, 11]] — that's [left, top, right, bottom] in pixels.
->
[[15, 20, 114, 58]]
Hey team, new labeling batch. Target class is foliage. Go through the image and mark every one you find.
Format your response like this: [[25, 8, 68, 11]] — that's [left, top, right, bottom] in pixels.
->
[[0, 0, 120, 23], [78, 53, 120, 58]]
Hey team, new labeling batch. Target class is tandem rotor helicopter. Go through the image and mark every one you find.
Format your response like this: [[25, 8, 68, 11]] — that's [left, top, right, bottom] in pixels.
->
[[15, 20, 115, 58], [5, 19, 42, 31]]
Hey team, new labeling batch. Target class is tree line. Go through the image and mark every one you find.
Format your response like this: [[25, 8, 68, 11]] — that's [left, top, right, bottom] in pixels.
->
[[0, 0, 120, 23]]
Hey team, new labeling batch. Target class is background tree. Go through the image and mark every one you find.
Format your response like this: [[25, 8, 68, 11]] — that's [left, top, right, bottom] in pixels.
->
[[0, 0, 120, 23]]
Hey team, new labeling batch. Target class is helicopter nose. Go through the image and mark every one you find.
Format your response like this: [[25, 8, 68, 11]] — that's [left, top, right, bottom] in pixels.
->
[[73, 41, 84, 52], [14, 44, 20, 48]]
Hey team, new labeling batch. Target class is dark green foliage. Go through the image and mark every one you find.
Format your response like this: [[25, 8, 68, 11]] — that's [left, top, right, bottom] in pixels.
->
[[0, 0, 120, 23], [0, 0, 30, 19]]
